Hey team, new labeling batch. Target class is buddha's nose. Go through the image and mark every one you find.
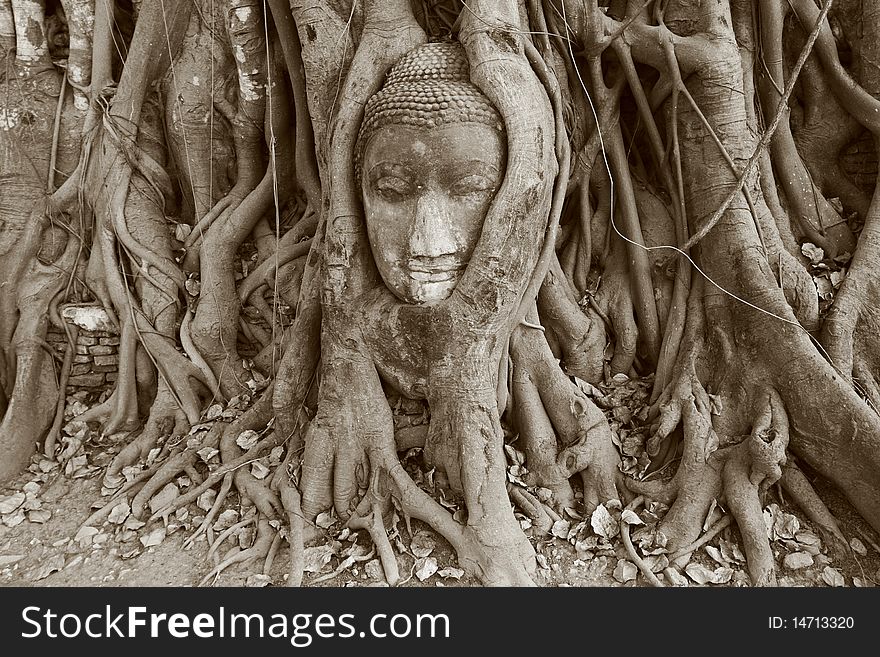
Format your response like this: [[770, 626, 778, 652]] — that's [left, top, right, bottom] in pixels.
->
[[409, 191, 457, 258]]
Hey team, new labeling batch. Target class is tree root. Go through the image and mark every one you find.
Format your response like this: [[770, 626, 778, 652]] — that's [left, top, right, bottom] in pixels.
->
[[207, 514, 256, 563], [620, 496, 664, 587], [184, 471, 234, 550], [280, 482, 306, 587], [263, 532, 283, 576], [643, 377, 789, 585], [507, 483, 554, 534], [198, 516, 274, 587], [78, 462, 164, 530], [309, 547, 376, 585], [102, 395, 187, 488], [510, 309, 620, 515], [780, 461, 848, 552], [147, 429, 281, 522], [668, 516, 732, 562], [348, 482, 399, 586], [130, 448, 196, 519], [537, 255, 605, 384]]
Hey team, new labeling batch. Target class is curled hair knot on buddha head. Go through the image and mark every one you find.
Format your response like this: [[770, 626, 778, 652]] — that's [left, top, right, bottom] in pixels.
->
[[355, 41, 505, 176]]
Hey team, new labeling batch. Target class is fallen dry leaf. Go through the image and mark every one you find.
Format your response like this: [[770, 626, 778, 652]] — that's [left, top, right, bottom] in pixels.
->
[[315, 511, 335, 529], [236, 430, 260, 451], [250, 462, 270, 480], [197, 447, 219, 463], [613, 559, 637, 583], [438, 567, 464, 580], [149, 483, 179, 515], [0, 492, 25, 515], [590, 504, 619, 540], [246, 574, 272, 587], [197, 489, 217, 512], [684, 563, 732, 585], [74, 526, 99, 547], [108, 501, 130, 525], [32, 554, 66, 581], [551, 519, 571, 538], [27, 509, 52, 524], [821, 566, 845, 587], [415, 556, 438, 581], [123, 516, 145, 531], [303, 545, 335, 573], [140, 527, 167, 548]]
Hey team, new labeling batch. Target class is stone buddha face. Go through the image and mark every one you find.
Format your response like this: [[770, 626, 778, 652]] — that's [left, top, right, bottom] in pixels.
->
[[356, 42, 506, 305], [361, 123, 505, 305]]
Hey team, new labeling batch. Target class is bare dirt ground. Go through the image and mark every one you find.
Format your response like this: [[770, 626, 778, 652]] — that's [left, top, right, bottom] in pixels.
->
[[2, 422, 879, 589]]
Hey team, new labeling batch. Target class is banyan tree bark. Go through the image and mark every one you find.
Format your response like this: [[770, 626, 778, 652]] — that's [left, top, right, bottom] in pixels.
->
[[2, 0, 880, 587]]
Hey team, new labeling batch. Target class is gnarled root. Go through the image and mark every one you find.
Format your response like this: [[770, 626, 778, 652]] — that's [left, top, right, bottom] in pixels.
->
[[297, 344, 536, 586], [639, 378, 790, 585], [102, 386, 189, 488], [537, 255, 605, 383], [721, 390, 789, 586], [510, 313, 620, 515], [780, 460, 848, 554]]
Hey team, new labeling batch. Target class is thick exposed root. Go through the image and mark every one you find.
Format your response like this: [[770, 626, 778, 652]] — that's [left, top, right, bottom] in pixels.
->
[[640, 357, 791, 585], [537, 255, 606, 384], [102, 388, 189, 488], [279, 482, 306, 587], [510, 315, 620, 514], [780, 461, 848, 553], [294, 343, 537, 586], [199, 517, 275, 587]]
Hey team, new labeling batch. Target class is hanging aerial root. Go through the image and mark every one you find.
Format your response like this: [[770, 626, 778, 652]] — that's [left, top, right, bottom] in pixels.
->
[[238, 233, 313, 303], [44, 323, 79, 457], [512, 362, 576, 511], [537, 254, 605, 383]]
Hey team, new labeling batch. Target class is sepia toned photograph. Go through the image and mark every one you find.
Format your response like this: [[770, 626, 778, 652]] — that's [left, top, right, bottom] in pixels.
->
[[0, 0, 878, 601]]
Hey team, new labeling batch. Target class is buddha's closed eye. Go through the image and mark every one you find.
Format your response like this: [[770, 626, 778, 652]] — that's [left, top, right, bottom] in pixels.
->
[[375, 175, 413, 201], [450, 174, 496, 197]]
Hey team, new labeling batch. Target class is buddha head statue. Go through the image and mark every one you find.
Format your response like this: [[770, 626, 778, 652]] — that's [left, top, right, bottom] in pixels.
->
[[356, 41, 507, 305]]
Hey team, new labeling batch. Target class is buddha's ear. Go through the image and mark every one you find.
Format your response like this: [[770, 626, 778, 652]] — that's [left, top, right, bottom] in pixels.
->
[[456, 0, 566, 332]]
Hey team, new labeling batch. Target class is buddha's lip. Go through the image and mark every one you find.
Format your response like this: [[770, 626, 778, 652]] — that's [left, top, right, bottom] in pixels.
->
[[407, 258, 464, 283], [409, 269, 461, 282], [407, 256, 464, 275]]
